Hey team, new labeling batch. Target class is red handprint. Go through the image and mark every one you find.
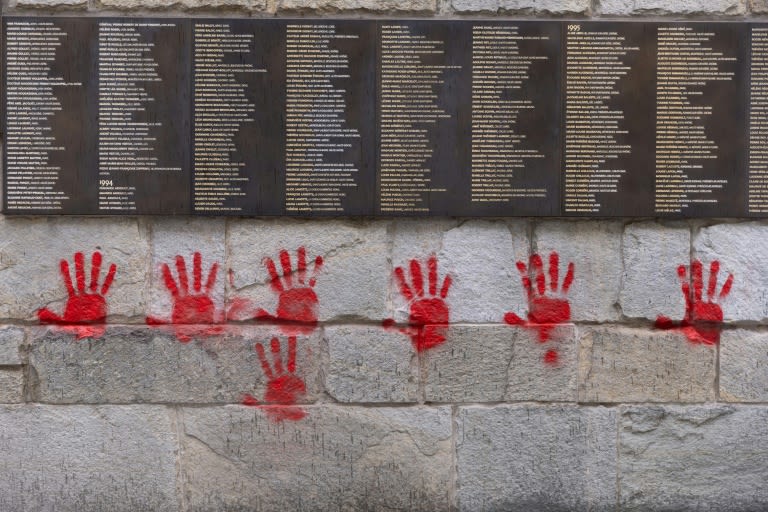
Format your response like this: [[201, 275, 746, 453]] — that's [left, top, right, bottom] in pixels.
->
[[383, 255, 452, 352], [38, 251, 116, 339], [655, 260, 733, 345], [504, 252, 574, 364], [254, 247, 323, 335], [242, 336, 307, 422], [146, 252, 223, 342]]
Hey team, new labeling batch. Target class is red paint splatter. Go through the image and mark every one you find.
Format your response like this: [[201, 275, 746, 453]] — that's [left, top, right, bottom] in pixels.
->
[[655, 260, 733, 345], [242, 336, 307, 422], [383, 255, 452, 352], [146, 252, 224, 342], [254, 247, 323, 335], [504, 252, 574, 363], [37, 251, 117, 339]]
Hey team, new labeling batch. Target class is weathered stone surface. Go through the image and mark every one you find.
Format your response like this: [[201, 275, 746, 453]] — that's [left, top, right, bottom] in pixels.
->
[[457, 405, 617, 511], [0, 405, 177, 512], [98, 0, 257, 9], [0, 327, 24, 365], [423, 325, 577, 402], [752, 0, 768, 12], [228, 219, 390, 322], [620, 405, 768, 510], [279, 0, 434, 11], [12, 0, 87, 8], [599, 0, 745, 15], [437, 220, 529, 324], [0, 217, 149, 321], [534, 220, 623, 322], [324, 325, 419, 402], [579, 326, 716, 403], [0, 369, 24, 403], [694, 223, 768, 322], [149, 218, 226, 324], [450, 0, 589, 13], [181, 405, 453, 511], [620, 221, 689, 321], [720, 329, 768, 401], [28, 326, 321, 404]]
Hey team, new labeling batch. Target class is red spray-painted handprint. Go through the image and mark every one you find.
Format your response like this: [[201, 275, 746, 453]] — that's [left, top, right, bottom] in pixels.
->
[[504, 252, 574, 364], [255, 247, 323, 335], [655, 260, 733, 345], [383, 255, 452, 352], [38, 251, 116, 339], [242, 336, 307, 422], [146, 252, 223, 342]]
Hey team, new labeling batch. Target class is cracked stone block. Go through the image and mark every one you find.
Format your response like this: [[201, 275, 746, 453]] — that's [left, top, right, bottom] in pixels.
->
[[148, 218, 226, 324], [98, 0, 258, 9], [278, 0, 435, 11], [720, 329, 768, 401], [28, 326, 321, 404], [228, 219, 390, 323], [0, 327, 24, 365], [620, 405, 768, 510], [0, 369, 24, 403], [579, 326, 716, 403], [534, 220, 623, 322], [457, 404, 617, 511], [600, 0, 745, 15], [181, 405, 452, 511], [620, 221, 689, 321], [324, 325, 419, 402], [423, 325, 577, 402], [0, 217, 149, 321], [0, 405, 178, 512], [693, 223, 768, 322], [438, 220, 529, 324]]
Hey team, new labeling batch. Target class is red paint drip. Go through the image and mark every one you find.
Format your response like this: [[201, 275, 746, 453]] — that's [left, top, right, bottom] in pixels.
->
[[254, 247, 322, 336], [655, 259, 733, 345], [37, 251, 117, 340], [383, 255, 452, 352], [503, 251, 574, 364]]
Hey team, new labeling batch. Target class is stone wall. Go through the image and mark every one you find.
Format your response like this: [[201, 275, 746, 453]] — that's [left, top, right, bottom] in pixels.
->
[[2, 1, 768, 510]]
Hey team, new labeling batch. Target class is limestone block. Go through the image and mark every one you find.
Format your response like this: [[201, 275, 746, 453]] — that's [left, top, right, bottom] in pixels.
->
[[579, 326, 716, 403], [620, 405, 768, 510], [450, 0, 589, 13], [98, 0, 257, 9], [0, 369, 24, 403], [720, 329, 768, 401], [12, 0, 87, 8], [600, 0, 745, 15], [457, 404, 617, 511], [278, 0, 435, 11], [0, 327, 24, 365], [0, 405, 178, 512], [180, 405, 453, 511]]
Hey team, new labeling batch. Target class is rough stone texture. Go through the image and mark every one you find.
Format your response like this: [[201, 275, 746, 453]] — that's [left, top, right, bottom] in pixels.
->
[[149, 218, 226, 324], [534, 220, 623, 322], [0, 369, 24, 403], [28, 326, 322, 404], [11, 0, 87, 8], [620, 221, 690, 321], [457, 405, 617, 511], [579, 326, 716, 403], [279, 0, 435, 11], [599, 0, 745, 15], [620, 405, 768, 510], [228, 219, 390, 323], [423, 324, 577, 402], [450, 0, 589, 13], [0, 405, 178, 512], [752, 0, 768, 13], [694, 223, 768, 322], [0, 217, 149, 321], [0, 326, 24, 365], [323, 325, 419, 403], [438, 220, 529, 324], [98, 0, 257, 9], [720, 329, 768, 401], [181, 405, 453, 511]]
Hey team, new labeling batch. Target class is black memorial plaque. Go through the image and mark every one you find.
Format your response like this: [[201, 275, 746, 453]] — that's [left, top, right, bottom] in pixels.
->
[[563, 22, 655, 217], [748, 24, 768, 216], [376, 21, 471, 216], [653, 22, 747, 217], [4, 17, 97, 214], [466, 21, 562, 216]]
